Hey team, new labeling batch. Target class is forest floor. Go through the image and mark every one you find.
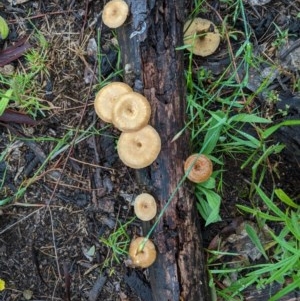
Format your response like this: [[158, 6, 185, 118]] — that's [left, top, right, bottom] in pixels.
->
[[0, 0, 300, 300]]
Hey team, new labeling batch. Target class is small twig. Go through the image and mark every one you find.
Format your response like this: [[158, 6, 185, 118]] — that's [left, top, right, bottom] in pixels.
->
[[47, 206, 62, 279], [7, 10, 76, 24], [79, 0, 90, 44], [63, 262, 71, 301], [0, 207, 43, 235], [69, 156, 115, 171]]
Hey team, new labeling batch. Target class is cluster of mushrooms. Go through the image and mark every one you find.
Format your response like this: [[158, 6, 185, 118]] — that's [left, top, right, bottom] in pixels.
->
[[94, 82, 161, 169], [97, 0, 215, 269], [129, 193, 158, 268], [97, 0, 160, 270], [182, 17, 217, 180], [94, 82, 160, 267]]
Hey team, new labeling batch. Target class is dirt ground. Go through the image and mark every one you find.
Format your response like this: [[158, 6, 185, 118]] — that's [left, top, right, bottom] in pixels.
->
[[0, 0, 300, 300]]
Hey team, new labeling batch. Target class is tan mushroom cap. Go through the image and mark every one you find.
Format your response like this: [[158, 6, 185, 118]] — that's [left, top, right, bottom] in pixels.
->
[[184, 18, 220, 57], [102, 0, 129, 29], [184, 154, 213, 183], [112, 92, 151, 132], [94, 82, 132, 123], [117, 125, 161, 169], [134, 193, 157, 221], [129, 237, 156, 268]]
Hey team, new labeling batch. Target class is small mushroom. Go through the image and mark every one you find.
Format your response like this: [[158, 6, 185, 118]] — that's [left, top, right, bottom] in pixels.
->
[[112, 92, 151, 132], [129, 237, 156, 268], [94, 82, 132, 123], [102, 0, 129, 29], [183, 18, 220, 57], [117, 125, 161, 169], [134, 193, 157, 221], [184, 154, 213, 183]]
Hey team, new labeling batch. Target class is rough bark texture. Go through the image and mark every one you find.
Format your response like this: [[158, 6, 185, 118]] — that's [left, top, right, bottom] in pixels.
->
[[117, 1, 210, 300]]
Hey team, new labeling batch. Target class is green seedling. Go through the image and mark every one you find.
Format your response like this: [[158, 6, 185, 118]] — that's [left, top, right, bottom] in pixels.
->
[[210, 187, 300, 300], [0, 30, 50, 118], [100, 217, 135, 265], [272, 23, 289, 49]]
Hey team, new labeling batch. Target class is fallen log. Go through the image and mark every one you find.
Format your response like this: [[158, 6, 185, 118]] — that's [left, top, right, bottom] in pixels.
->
[[117, 1, 211, 300]]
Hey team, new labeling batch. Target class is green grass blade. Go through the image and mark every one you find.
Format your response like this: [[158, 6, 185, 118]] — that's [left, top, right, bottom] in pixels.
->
[[274, 189, 299, 209], [284, 212, 300, 241], [236, 205, 284, 222], [255, 185, 286, 219], [201, 111, 226, 155], [269, 275, 300, 301], [245, 223, 268, 260], [262, 120, 300, 139], [228, 113, 271, 124], [0, 89, 13, 115], [268, 229, 299, 254]]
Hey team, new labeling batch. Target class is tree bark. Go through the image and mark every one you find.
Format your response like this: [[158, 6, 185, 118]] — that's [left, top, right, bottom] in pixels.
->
[[117, 1, 210, 300]]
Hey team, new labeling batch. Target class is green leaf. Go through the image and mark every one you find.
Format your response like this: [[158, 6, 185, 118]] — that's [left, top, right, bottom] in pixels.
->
[[228, 113, 271, 124], [236, 204, 283, 222], [275, 189, 299, 209], [0, 16, 9, 40], [268, 230, 299, 254], [201, 110, 226, 155], [226, 133, 259, 149], [0, 89, 13, 116], [266, 255, 298, 284], [285, 211, 300, 241], [245, 223, 268, 260], [269, 276, 300, 301], [255, 185, 286, 219], [234, 129, 261, 147], [198, 177, 216, 189], [197, 188, 222, 226], [262, 120, 300, 139]]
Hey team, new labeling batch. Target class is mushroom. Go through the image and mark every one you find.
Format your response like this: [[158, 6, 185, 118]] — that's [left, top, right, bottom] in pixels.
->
[[94, 82, 132, 123], [117, 125, 161, 169], [112, 92, 151, 132], [102, 0, 129, 29], [134, 193, 157, 221], [129, 237, 156, 268], [183, 18, 220, 57], [184, 154, 213, 183]]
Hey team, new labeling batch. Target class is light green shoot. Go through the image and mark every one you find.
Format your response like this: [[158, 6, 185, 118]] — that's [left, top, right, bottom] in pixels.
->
[[100, 217, 135, 265]]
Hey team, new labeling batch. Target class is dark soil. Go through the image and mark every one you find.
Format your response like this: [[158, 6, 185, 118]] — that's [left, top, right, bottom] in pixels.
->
[[0, 1, 300, 300]]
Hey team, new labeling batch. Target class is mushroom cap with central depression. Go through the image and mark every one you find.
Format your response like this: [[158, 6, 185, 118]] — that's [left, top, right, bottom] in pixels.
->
[[94, 82, 132, 123], [184, 18, 220, 57], [112, 92, 151, 132], [184, 154, 213, 183], [117, 125, 161, 169], [134, 193, 157, 221], [129, 237, 157, 268], [102, 0, 129, 29]]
